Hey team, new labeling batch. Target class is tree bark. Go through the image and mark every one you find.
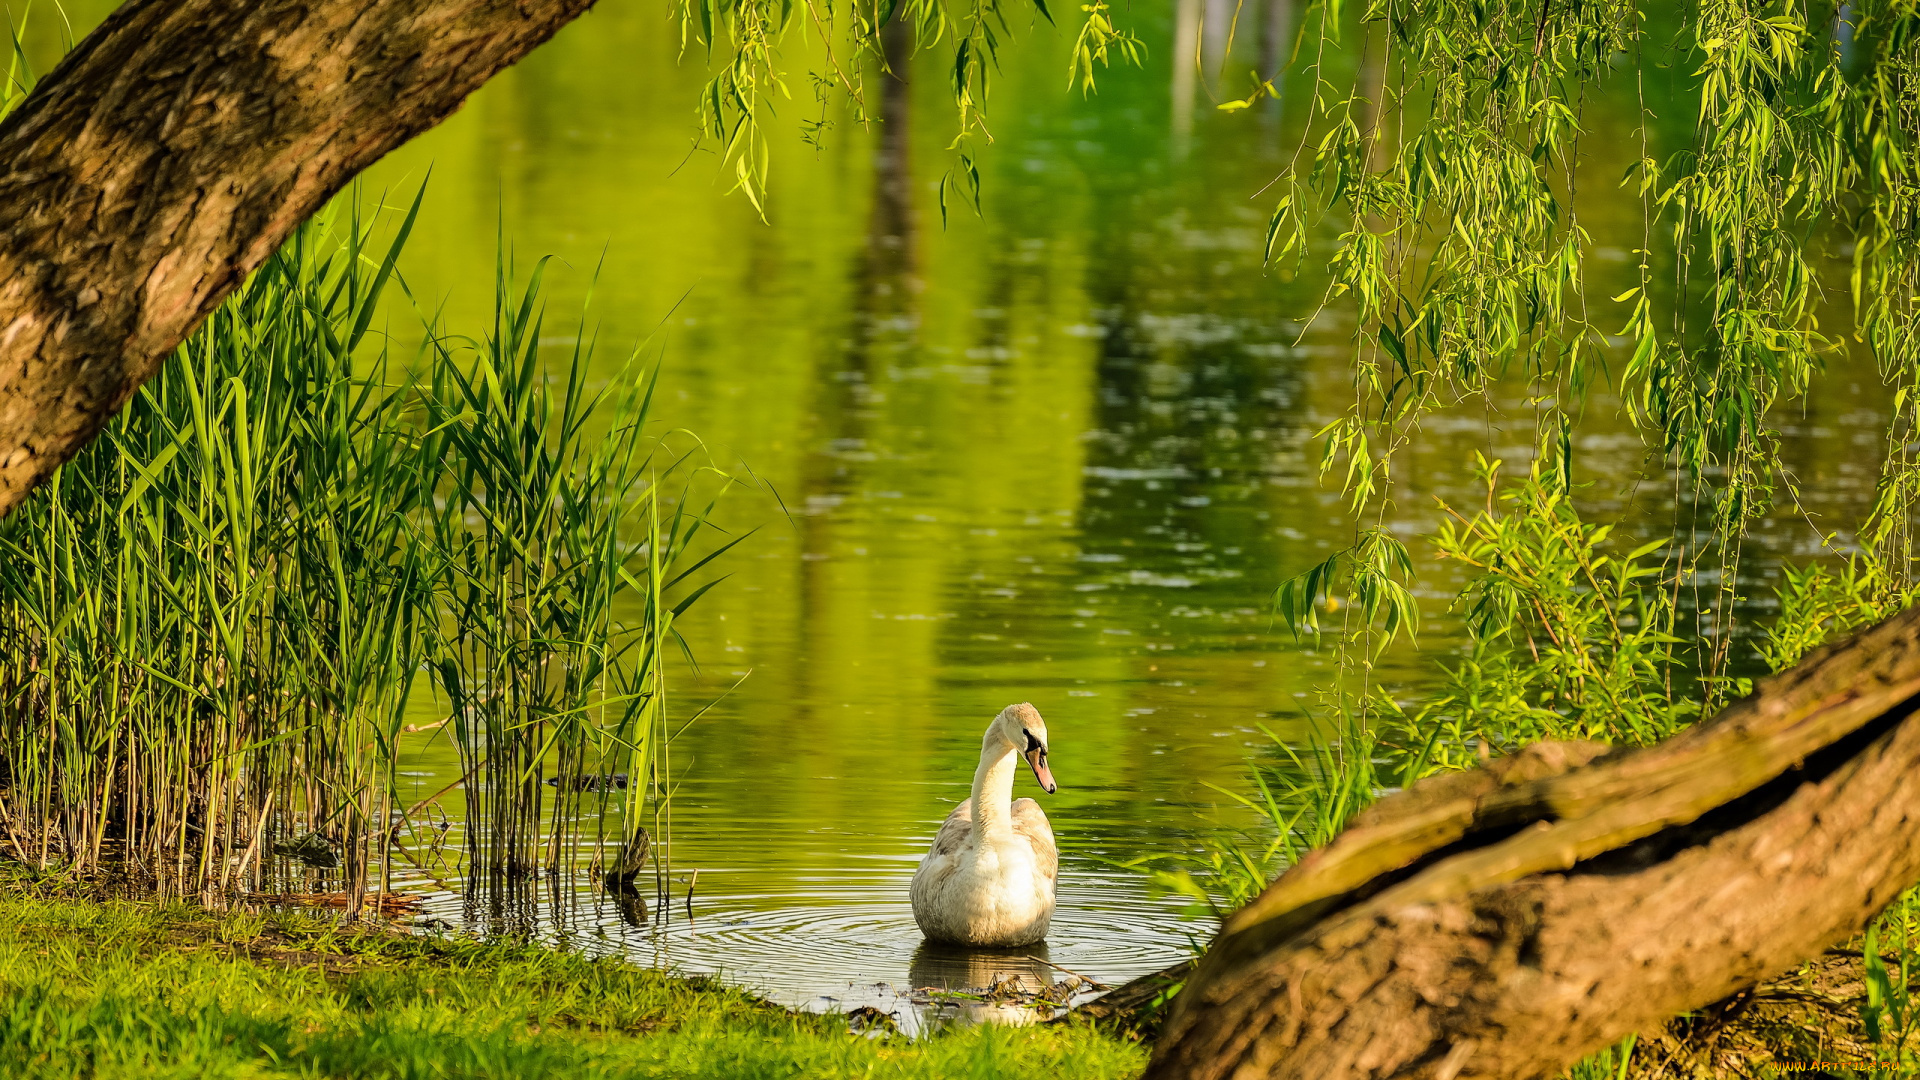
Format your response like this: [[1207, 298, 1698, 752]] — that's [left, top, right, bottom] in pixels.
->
[[1147, 605, 1920, 1080], [0, 0, 597, 517]]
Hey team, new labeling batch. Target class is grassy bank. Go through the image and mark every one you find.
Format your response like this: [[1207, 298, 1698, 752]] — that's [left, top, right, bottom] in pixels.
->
[[0, 884, 1145, 1079]]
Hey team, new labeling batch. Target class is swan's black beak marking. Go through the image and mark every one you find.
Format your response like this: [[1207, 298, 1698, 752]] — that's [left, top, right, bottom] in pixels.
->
[[1022, 729, 1057, 794]]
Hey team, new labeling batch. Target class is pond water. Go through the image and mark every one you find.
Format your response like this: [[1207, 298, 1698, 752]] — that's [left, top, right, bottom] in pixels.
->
[[30, 0, 1903, 1029], [350, 1, 1381, 1024]]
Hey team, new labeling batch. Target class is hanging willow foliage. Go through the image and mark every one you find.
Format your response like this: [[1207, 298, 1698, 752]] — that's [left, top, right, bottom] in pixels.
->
[[1242, 0, 1920, 720], [676, 0, 1144, 213]]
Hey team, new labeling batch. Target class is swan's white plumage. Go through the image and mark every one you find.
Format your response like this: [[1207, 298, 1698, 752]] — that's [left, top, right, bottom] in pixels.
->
[[910, 703, 1058, 947]]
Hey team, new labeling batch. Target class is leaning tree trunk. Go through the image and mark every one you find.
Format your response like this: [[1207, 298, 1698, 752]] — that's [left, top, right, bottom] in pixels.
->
[[0, 0, 596, 517], [1147, 605, 1920, 1080]]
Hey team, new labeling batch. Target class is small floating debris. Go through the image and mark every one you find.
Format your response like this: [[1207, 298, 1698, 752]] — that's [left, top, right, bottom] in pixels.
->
[[271, 833, 338, 868], [1037, 975, 1092, 1004], [982, 977, 1031, 1002], [905, 973, 1103, 1012], [545, 773, 629, 792]]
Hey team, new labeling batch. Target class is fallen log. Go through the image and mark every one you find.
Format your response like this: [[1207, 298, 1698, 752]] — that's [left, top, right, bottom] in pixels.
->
[[1092, 944, 1910, 1076], [1147, 605, 1920, 1080]]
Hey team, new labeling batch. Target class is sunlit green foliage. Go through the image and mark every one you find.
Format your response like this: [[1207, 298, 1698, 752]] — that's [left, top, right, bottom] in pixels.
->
[[1264, 0, 1920, 727], [1561, 1034, 1641, 1080], [1272, 528, 1417, 652], [1860, 895, 1920, 1071], [1415, 453, 1696, 753], [1752, 553, 1920, 675]]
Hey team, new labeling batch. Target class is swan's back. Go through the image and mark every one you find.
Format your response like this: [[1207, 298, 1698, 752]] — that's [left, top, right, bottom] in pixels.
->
[[921, 799, 975, 868], [912, 797, 1057, 886], [911, 799, 973, 925]]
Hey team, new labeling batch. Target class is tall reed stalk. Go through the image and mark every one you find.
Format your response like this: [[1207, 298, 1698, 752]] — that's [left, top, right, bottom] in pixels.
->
[[0, 196, 731, 911], [419, 247, 737, 891]]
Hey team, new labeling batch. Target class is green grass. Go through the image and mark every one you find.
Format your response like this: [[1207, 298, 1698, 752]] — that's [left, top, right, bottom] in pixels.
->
[[0, 885, 1146, 1079]]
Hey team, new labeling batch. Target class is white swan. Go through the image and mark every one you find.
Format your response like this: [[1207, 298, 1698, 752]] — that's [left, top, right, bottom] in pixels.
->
[[910, 703, 1059, 947]]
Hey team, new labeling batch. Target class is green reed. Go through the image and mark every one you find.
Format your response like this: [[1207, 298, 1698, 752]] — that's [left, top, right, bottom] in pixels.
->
[[418, 245, 736, 889], [0, 195, 730, 909]]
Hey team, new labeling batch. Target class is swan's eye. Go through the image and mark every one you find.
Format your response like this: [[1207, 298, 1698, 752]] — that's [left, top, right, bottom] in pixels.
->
[[1023, 729, 1042, 753]]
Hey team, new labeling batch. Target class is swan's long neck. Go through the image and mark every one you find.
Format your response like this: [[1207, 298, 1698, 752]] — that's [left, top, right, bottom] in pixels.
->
[[970, 734, 1018, 843]]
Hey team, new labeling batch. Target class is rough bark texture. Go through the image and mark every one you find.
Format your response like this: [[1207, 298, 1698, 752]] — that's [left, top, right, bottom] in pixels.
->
[[1147, 605, 1920, 1080], [0, 0, 597, 516]]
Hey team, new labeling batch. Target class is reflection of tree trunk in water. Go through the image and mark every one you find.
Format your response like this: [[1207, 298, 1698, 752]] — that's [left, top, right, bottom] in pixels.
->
[[786, 14, 920, 731], [1258, 0, 1292, 122], [1356, 21, 1390, 169], [1171, 0, 1201, 153], [1202, 0, 1231, 75], [863, 15, 918, 301]]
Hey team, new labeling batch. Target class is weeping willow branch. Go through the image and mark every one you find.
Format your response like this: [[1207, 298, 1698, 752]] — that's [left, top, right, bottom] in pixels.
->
[[1269, 0, 1920, 700], [676, 0, 1143, 213]]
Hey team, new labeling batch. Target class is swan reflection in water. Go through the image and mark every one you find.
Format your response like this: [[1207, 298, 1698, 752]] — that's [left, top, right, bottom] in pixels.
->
[[907, 941, 1066, 1029]]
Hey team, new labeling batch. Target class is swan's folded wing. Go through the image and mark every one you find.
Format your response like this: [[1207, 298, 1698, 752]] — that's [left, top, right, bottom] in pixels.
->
[[1011, 798, 1058, 884], [928, 798, 974, 858]]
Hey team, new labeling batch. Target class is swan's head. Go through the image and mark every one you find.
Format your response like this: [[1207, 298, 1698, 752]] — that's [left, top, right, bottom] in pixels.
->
[[992, 702, 1057, 795]]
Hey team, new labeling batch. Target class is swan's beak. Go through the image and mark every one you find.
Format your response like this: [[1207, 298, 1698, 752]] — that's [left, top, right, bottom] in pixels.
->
[[1024, 746, 1057, 794]]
